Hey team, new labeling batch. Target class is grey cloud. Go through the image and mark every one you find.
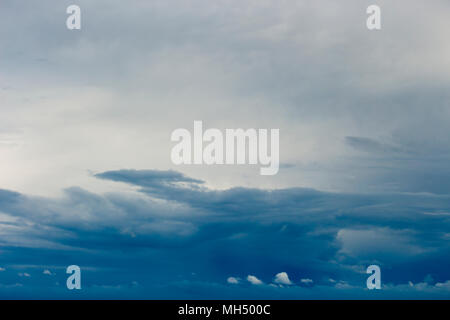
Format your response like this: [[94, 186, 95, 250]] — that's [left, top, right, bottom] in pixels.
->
[[345, 136, 410, 156], [0, 169, 449, 297], [2, 0, 450, 195]]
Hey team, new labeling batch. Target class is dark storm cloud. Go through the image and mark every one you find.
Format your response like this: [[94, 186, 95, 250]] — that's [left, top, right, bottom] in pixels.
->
[[0, 169, 449, 298]]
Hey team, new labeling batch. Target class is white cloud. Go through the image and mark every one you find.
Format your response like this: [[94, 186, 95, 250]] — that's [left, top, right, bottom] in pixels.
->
[[335, 281, 353, 289], [0, 267, 5, 272], [18, 272, 30, 277], [435, 281, 450, 289], [300, 278, 313, 284], [398, 280, 450, 292], [227, 277, 240, 284], [273, 272, 292, 285], [43, 269, 53, 275], [247, 275, 263, 285]]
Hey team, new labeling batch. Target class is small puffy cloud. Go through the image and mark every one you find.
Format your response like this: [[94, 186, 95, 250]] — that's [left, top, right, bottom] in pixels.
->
[[227, 277, 240, 284], [0, 267, 5, 272], [43, 270, 53, 275], [247, 275, 263, 285], [274, 272, 292, 285], [435, 281, 450, 289], [301, 278, 313, 284], [335, 281, 353, 289], [18, 272, 30, 277]]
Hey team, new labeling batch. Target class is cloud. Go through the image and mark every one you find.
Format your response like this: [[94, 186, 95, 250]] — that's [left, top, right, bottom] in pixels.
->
[[345, 136, 409, 155], [247, 275, 263, 285], [1, 0, 450, 299], [227, 277, 240, 284], [18, 273, 30, 278], [43, 270, 53, 276], [95, 169, 204, 187], [0, 169, 447, 298], [274, 272, 292, 285], [300, 279, 313, 284], [336, 228, 427, 260], [0, 268, 5, 272], [435, 281, 450, 289], [2, 0, 450, 198]]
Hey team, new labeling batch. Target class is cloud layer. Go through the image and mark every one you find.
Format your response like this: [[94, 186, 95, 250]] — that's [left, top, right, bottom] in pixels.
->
[[0, 169, 449, 298], [1, 0, 450, 299], [2, 0, 450, 195]]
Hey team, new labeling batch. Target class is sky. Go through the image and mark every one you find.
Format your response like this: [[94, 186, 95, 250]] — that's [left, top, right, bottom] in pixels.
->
[[1, 0, 450, 299]]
